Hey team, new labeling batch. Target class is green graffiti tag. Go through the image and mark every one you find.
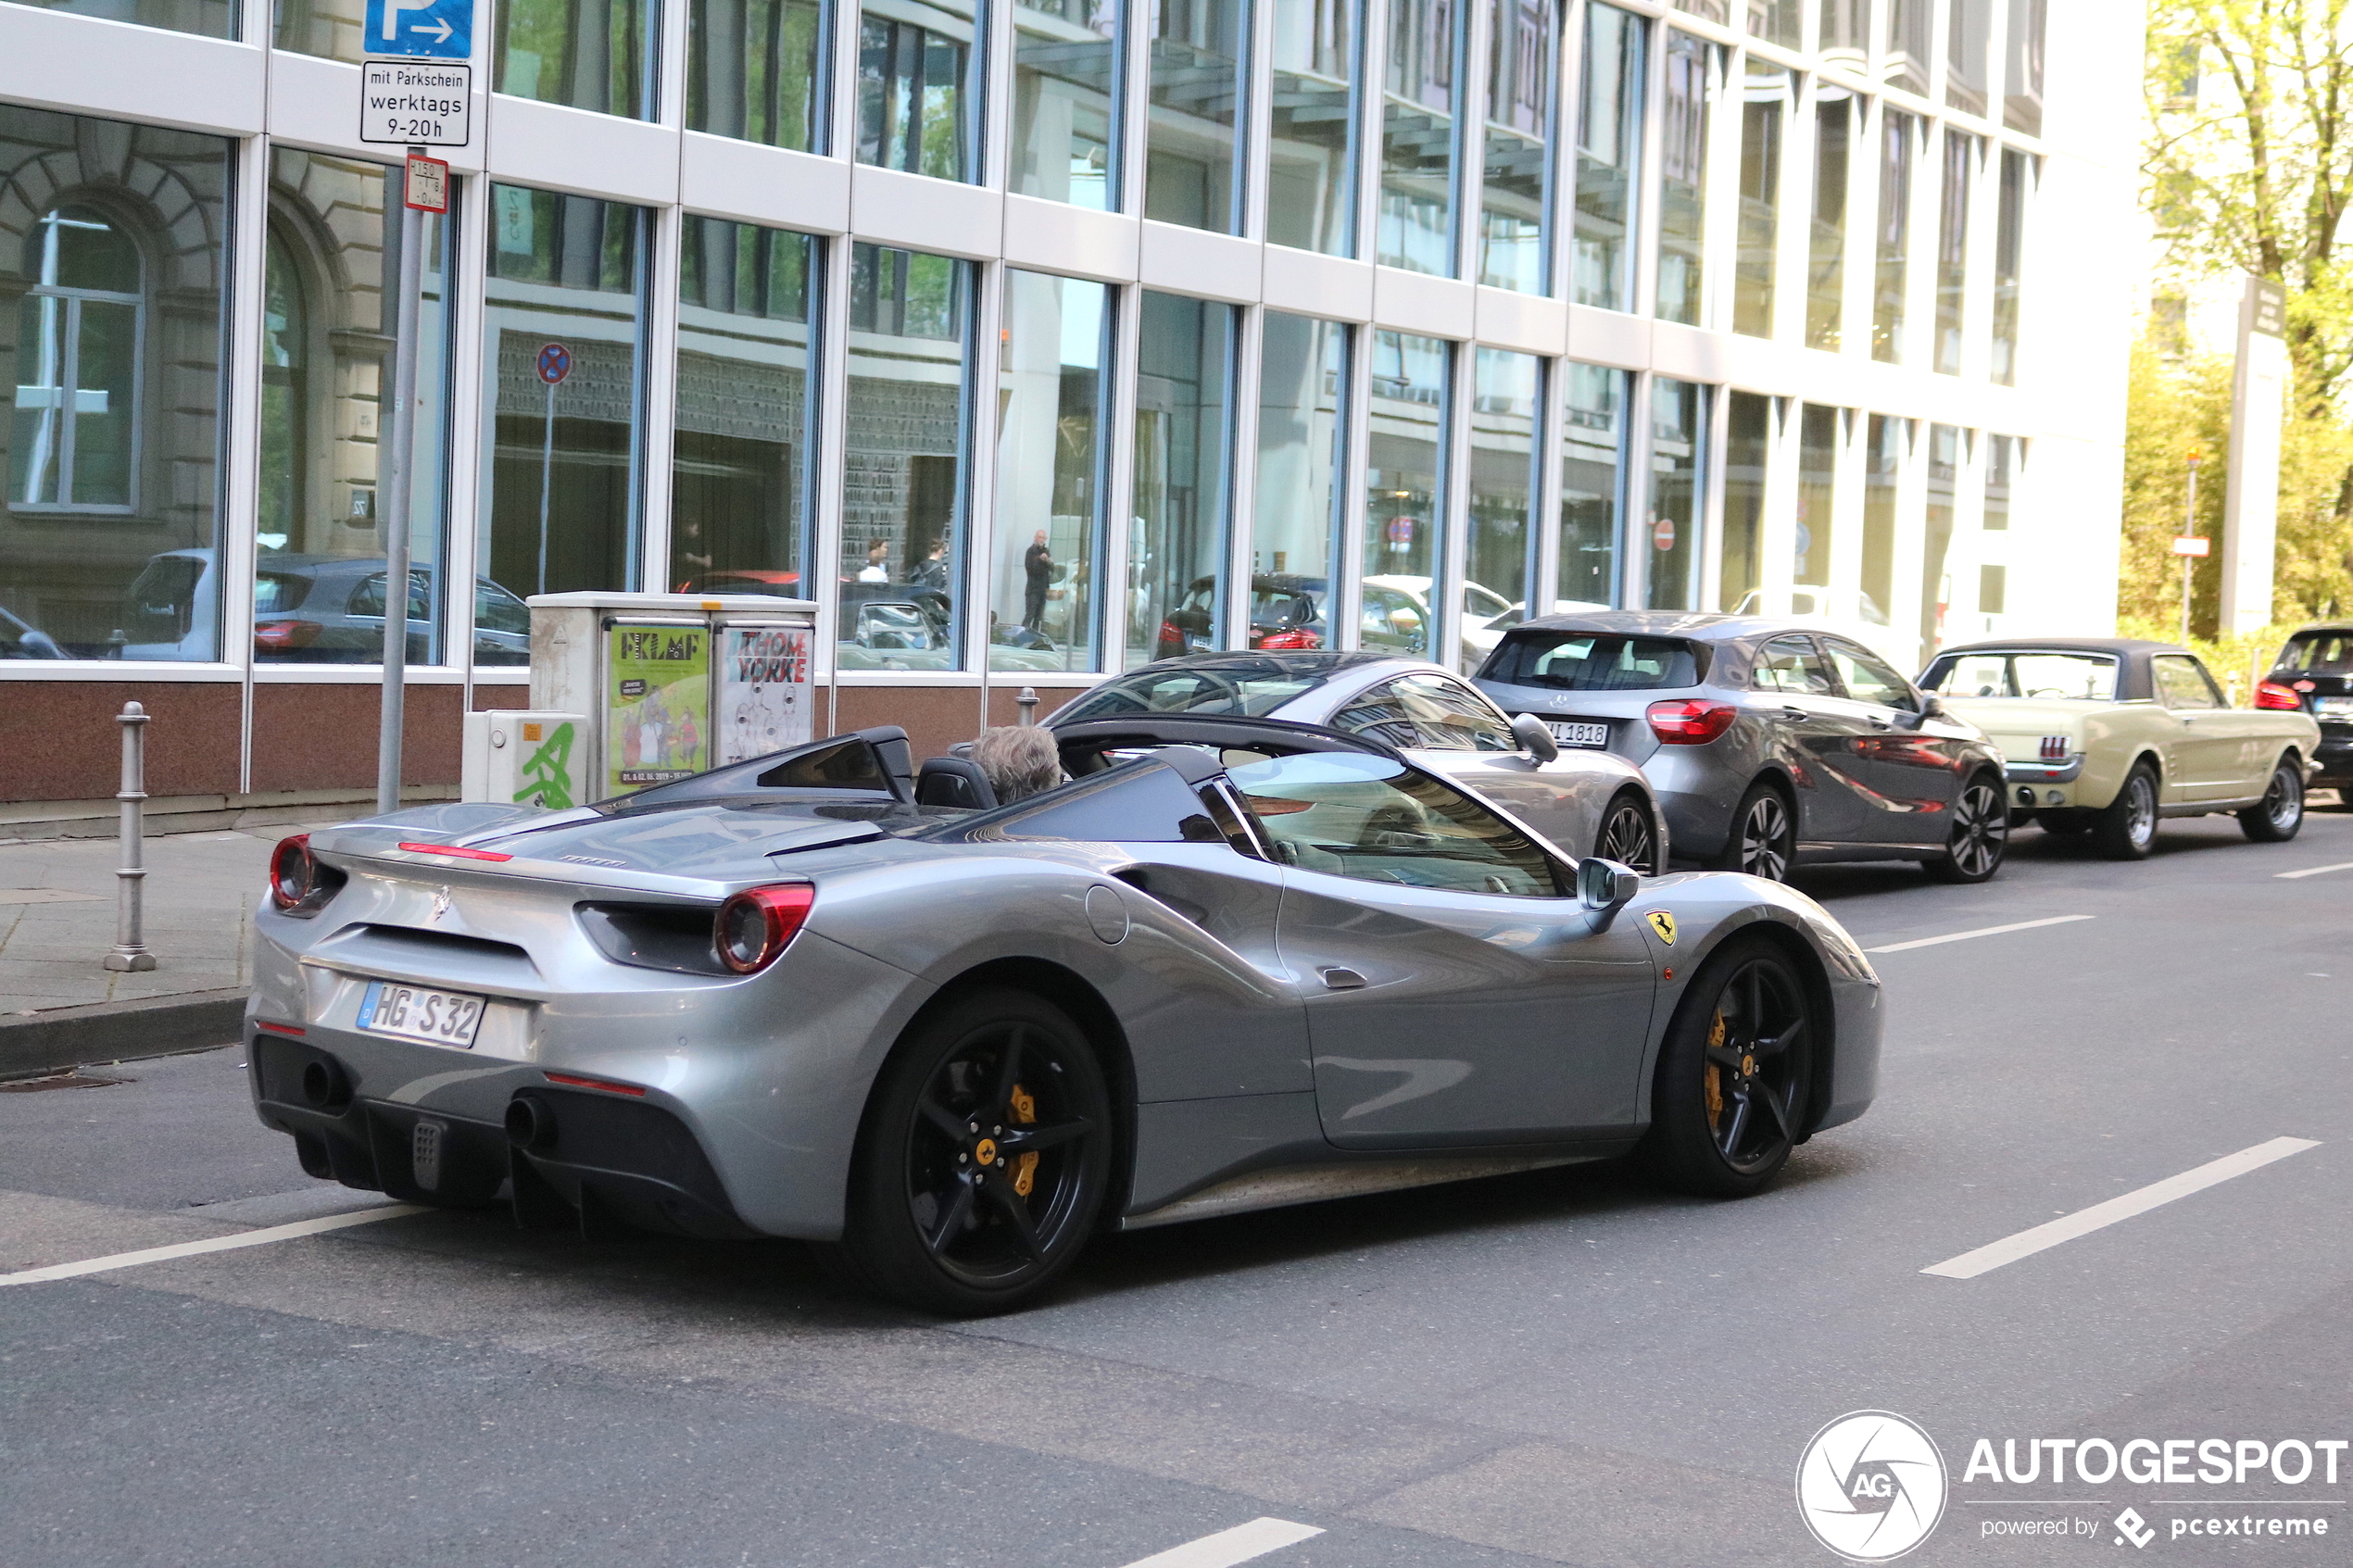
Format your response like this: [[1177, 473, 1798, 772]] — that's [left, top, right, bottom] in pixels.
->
[[514, 722, 576, 809]]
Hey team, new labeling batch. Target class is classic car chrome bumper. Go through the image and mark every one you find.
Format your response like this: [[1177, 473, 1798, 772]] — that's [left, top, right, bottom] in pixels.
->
[[2002, 754, 2084, 784]]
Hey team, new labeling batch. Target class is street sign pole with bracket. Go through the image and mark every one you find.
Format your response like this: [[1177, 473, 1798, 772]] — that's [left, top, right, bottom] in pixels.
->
[[361, 0, 472, 813]]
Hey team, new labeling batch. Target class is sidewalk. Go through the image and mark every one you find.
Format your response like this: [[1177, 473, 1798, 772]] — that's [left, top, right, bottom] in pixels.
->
[[0, 830, 274, 1015]]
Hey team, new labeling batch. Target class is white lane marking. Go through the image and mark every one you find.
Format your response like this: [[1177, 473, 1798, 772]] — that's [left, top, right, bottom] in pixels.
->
[[2275, 860, 2353, 880], [1922, 1137, 2321, 1280], [1114, 1518, 1325, 1568], [1863, 914, 2095, 954], [0, 1204, 424, 1286]]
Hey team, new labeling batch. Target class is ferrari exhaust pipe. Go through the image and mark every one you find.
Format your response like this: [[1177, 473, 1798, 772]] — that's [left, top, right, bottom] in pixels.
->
[[299, 1058, 352, 1111], [505, 1094, 557, 1152]]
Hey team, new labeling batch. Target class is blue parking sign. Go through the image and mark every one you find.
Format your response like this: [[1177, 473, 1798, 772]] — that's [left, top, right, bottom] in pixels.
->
[[364, 0, 473, 58]]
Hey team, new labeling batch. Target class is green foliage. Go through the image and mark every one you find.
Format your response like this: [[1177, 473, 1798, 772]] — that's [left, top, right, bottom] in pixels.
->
[[2135, 1, 2353, 633]]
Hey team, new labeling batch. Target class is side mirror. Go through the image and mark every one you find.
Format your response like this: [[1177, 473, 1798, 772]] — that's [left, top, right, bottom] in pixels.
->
[[1509, 712, 1560, 762], [1578, 857, 1641, 920]]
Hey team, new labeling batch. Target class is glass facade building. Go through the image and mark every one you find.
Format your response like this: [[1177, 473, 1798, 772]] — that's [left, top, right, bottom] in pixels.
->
[[0, 0, 2113, 801]]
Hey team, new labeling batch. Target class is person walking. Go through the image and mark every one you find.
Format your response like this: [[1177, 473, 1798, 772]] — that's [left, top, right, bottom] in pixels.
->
[[1022, 531, 1053, 633]]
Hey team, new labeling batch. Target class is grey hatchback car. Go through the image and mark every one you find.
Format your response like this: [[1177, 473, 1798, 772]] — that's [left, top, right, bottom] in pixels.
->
[[1473, 612, 2011, 883]]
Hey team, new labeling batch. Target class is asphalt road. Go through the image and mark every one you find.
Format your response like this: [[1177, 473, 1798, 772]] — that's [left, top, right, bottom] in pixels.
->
[[5, 809, 2350, 1567]]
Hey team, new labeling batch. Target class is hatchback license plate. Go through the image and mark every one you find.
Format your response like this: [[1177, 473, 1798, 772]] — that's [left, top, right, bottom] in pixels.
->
[[2316, 696, 2353, 718], [1547, 721, 1612, 748], [356, 980, 485, 1048]]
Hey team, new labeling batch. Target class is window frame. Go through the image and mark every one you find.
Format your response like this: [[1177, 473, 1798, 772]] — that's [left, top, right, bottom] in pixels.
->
[[11, 207, 146, 518]]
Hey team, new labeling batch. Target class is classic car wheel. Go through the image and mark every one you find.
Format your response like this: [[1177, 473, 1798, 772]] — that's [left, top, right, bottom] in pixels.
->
[[1642, 939, 1815, 1197], [1716, 784, 1795, 883], [2093, 762, 2159, 859], [1924, 775, 2008, 884], [2238, 759, 2306, 843], [831, 989, 1112, 1315], [1596, 793, 1661, 876]]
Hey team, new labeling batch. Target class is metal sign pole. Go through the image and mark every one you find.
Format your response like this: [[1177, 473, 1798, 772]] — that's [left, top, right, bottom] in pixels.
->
[[376, 155, 427, 816]]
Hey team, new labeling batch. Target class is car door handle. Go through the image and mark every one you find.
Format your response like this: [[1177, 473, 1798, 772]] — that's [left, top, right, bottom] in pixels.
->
[[1868, 718, 1892, 731], [1319, 967, 1367, 991], [1781, 707, 1811, 722]]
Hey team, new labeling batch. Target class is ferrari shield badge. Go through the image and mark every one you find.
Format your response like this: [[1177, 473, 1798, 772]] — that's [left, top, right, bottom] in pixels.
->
[[1646, 910, 1678, 945]]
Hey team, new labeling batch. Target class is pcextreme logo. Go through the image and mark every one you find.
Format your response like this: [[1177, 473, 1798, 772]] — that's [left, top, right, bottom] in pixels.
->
[[1796, 1411, 1950, 1562]]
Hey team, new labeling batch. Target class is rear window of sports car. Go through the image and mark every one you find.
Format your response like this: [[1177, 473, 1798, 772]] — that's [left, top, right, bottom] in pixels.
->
[[1053, 663, 1328, 721], [1482, 633, 1703, 692]]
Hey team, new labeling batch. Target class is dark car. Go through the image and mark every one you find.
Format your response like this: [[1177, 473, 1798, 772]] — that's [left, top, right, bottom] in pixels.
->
[[2262, 622, 2353, 795], [1153, 573, 1432, 661], [251, 555, 531, 664], [1473, 611, 2010, 884]]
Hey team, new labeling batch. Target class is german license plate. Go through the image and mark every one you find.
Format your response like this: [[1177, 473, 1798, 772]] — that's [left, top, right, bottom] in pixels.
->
[[2315, 696, 2353, 718], [356, 980, 484, 1048], [1547, 721, 1612, 748]]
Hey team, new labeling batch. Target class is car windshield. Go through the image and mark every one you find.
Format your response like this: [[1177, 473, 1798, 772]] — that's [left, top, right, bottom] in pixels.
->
[[1227, 751, 1558, 896], [1483, 632, 1701, 691], [1055, 661, 1333, 721], [2277, 632, 2353, 673], [1922, 651, 2118, 700]]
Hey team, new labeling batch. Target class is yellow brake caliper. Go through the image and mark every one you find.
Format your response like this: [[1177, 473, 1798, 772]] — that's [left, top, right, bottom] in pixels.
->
[[1704, 1011, 1727, 1129], [1009, 1084, 1038, 1198]]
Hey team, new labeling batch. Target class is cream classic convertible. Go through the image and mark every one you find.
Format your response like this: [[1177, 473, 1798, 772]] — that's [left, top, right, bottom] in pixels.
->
[[1919, 637, 2320, 859]]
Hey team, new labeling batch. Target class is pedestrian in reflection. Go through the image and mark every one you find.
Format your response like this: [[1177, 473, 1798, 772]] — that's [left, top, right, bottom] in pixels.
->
[[857, 540, 889, 583], [907, 539, 949, 592], [1023, 531, 1052, 633]]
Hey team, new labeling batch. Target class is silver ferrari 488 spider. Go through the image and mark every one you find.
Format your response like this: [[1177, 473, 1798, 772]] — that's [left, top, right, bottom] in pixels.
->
[[247, 716, 1881, 1313]]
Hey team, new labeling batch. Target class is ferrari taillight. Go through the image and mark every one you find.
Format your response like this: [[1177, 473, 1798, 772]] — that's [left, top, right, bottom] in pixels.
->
[[713, 884, 816, 974], [268, 834, 318, 911], [1645, 699, 1739, 745], [2255, 681, 2305, 711]]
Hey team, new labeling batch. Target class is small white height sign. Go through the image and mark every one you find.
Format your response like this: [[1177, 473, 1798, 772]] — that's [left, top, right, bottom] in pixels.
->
[[359, 59, 472, 147]]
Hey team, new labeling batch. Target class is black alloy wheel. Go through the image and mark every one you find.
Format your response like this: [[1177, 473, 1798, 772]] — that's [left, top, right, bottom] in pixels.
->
[[2239, 758, 2307, 843], [828, 989, 1112, 1314], [1717, 784, 1796, 883], [2093, 761, 2160, 859], [1925, 775, 2008, 884], [1642, 940, 1816, 1197], [1596, 793, 1661, 875]]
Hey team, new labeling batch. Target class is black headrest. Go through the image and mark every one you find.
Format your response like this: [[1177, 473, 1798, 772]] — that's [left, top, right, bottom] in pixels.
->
[[914, 756, 997, 809]]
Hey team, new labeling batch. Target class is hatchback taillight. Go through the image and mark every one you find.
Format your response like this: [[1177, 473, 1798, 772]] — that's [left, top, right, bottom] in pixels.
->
[[1257, 628, 1322, 650], [254, 620, 323, 651], [713, 884, 816, 974], [1645, 699, 1739, 745], [269, 834, 319, 911], [2255, 680, 2305, 711]]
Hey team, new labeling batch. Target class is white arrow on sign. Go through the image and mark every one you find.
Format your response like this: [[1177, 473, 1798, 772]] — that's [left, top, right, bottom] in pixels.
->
[[417, 16, 451, 39]]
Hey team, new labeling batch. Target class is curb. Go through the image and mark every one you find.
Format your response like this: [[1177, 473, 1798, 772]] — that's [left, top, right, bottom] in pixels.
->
[[0, 988, 248, 1080]]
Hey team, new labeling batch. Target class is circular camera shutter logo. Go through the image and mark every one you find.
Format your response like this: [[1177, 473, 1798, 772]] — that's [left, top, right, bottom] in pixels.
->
[[1794, 1411, 1947, 1562]]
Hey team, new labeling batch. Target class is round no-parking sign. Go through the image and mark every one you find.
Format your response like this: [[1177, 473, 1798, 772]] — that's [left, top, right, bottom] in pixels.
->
[[1653, 516, 1677, 552], [536, 343, 572, 384]]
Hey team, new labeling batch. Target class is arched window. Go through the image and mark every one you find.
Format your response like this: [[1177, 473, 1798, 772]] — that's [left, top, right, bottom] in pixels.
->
[[10, 203, 143, 512]]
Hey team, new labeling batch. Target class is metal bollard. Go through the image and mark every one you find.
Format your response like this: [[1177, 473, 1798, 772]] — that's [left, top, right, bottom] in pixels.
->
[[1017, 686, 1038, 726], [103, 701, 157, 973]]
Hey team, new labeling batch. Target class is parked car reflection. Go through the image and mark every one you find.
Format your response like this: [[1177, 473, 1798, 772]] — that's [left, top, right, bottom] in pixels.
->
[[119, 548, 531, 664], [1, 602, 65, 659], [835, 581, 1065, 671]]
